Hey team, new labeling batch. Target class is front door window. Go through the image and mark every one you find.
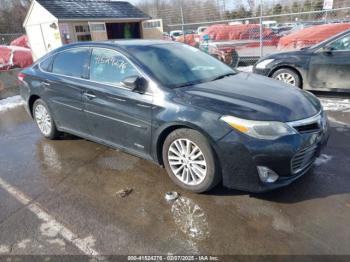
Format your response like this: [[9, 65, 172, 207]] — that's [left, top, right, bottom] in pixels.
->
[[89, 48, 140, 85], [327, 34, 350, 51]]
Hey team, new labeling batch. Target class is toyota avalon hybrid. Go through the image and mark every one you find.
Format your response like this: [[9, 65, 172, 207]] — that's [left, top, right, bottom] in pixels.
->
[[19, 41, 329, 193]]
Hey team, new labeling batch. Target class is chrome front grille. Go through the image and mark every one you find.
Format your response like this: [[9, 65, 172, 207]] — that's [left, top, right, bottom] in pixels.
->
[[291, 145, 318, 174], [287, 111, 326, 134]]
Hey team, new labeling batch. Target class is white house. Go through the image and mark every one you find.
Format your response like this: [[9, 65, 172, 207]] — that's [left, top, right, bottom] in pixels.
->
[[23, 0, 163, 60]]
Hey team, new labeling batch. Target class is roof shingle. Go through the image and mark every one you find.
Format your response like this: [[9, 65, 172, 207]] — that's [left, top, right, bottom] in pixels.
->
[[37, 0, 150, 20]]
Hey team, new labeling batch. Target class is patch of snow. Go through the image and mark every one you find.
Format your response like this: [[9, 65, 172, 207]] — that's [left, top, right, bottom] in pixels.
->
[[0, 95, 24, 113], [314, 154, 333, 166], [237, 65, 253, 73], [17, 239, 31, 249], [320, 98, 350, 112], [47, 238, 66, 247], [0, 245, 10, 254]]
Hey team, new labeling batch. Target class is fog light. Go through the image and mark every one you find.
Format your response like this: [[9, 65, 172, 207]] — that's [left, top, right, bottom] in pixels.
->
[[257, 166, 279, 183]]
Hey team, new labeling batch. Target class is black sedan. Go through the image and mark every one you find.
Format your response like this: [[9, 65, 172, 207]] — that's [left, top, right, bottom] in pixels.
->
[[253, 29, 350, 92], [19, 41, 329, 193]]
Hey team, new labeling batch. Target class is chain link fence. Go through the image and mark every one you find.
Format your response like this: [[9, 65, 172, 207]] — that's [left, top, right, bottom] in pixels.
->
[[0, 33, 23, 45], [151, 0, 350, 69]]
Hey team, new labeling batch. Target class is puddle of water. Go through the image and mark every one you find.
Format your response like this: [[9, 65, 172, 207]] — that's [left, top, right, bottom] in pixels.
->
[[237, 202, 294, 234], [40, 143, 62, 172], [171, 196, 209, 240], [97, 155, 138, 171]]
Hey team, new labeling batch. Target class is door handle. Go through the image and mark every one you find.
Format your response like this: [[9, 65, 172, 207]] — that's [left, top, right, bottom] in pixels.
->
[[42, 81, 50, 87], [136, 104, 151, 108], [111, 97, 126, 102], [83, 92, 97, 100]]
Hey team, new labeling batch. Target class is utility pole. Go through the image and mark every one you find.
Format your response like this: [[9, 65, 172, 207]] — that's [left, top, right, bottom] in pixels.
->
[[180, 0, 185, 43], [259, 0, 263, 57]]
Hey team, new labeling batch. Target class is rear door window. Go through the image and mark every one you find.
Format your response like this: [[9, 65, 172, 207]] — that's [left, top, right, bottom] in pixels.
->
[[89, 48, 140, 86], [52, 48, 90, 78]]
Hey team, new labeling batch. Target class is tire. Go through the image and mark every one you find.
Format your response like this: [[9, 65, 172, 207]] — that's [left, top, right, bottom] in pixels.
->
[[33, 99, 60, 139], [272, 68, 302, 88], [162, 128, 220, 193]]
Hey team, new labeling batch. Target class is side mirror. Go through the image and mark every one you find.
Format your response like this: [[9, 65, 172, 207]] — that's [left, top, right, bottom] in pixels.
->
[[321, 46, 333, 54], [121, 76, 148, 94]]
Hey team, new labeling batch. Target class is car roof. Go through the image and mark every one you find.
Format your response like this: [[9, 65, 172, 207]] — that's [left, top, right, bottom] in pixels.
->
[[52, 39, 178, 53]]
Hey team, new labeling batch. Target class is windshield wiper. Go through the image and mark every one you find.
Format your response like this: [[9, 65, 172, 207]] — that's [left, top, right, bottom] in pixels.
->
[[173, 72, 236, 88], [212, 72, 236, 81], [173, 79, 206, 88]]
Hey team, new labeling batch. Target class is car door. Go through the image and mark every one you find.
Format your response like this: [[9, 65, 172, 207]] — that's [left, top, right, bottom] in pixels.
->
[[84, 47, 153, 158], [309, 33, 350, 90], [42, 47, 91, 135]]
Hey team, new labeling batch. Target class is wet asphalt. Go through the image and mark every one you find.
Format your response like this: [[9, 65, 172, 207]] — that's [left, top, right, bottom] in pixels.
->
[[0, 102, 349, 256]]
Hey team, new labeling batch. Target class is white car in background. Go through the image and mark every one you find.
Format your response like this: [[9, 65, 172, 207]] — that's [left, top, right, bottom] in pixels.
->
[[170, 30, 183, 40], [197, 26, 208, 35]]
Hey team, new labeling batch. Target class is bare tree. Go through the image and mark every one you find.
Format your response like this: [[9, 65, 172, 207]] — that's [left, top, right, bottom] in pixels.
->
[[0, 0, 30, 33]]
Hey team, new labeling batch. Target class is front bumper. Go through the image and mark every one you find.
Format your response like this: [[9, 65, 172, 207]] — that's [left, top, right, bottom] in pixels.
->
[[216, 121, 329, 193]]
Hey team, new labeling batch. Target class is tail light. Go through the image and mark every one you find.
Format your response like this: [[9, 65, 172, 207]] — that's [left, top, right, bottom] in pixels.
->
[[17, 72, 26, 83]]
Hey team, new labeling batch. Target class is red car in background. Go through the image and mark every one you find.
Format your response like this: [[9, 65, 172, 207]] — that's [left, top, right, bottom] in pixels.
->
[[0, 35, 33, 71]]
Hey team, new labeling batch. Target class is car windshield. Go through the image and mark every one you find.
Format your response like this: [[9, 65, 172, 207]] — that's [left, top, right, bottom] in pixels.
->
[[128, 43, 236, 88]]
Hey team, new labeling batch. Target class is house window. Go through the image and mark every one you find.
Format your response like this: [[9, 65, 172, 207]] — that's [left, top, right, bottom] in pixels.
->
[[143, 21, 161, 29], [90, 23, 106, 32], [75, 25, 90, 33], [74, 24, 91, 42]]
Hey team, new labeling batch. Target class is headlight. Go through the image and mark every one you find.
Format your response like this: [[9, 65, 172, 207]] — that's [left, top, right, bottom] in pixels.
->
[[221, 115, 296, 140], [255, 59, 274, 69]]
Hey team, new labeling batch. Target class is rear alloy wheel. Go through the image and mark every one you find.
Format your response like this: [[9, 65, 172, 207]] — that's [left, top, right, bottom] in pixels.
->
[[162, 128, 220, 193], [33, 99, 60, 139], [272, 68, 301, 88]]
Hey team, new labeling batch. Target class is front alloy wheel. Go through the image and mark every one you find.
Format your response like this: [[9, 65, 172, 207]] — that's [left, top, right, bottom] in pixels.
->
[[272, 68, 301, 88], [168, 138, 207, 186], [163, 128, 220, 193], [275, 72, 296, 85]]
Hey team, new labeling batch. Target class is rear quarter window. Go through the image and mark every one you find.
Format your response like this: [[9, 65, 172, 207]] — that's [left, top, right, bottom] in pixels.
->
[[52, 48, 90, 78], [39, 55, 54, 72]]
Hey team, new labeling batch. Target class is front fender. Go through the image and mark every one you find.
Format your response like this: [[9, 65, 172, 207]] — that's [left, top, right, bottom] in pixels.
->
[[150, 98, 232, 164]]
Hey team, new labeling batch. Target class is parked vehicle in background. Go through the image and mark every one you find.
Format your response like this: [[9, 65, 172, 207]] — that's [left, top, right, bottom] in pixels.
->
[[170, 30, 183, 40], [162, 32, 171, 41], [19, 40, 329, 193], [262, 20, 277, 28], [0, 35, 33, 71], [197, 26, 208, 35], [254, 29, 350, 92], [271, 24, 294, 36], [280, 21, 325, 36], [278, 23, 350, 50]]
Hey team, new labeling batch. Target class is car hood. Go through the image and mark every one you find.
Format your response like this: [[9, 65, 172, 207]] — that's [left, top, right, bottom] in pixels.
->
[[179, 72, 321, 122], [264, 49, 312, 59]]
